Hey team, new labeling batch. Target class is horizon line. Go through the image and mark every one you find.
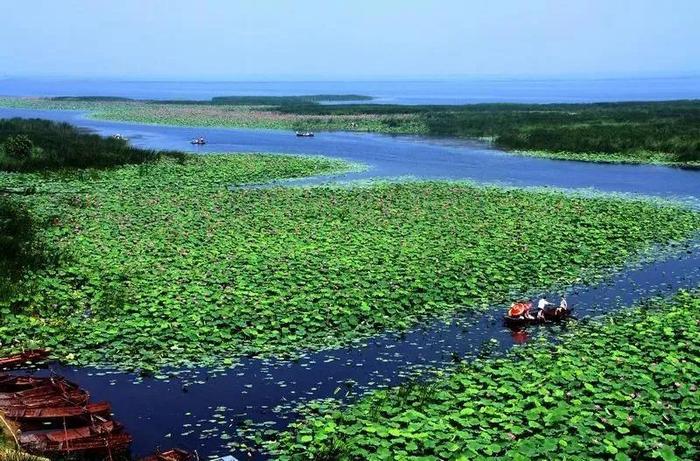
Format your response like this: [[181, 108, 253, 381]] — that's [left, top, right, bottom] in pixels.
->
[[3, 72, 700, 83]]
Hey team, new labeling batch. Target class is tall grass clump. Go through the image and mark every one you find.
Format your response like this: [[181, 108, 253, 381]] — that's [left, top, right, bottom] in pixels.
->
[[0, 197, 52, 304], [301, 100, 700, 163], [0, 118, 185, 171]]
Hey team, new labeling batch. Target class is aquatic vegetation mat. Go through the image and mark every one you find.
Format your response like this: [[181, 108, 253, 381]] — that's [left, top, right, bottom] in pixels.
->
[[511, 149, 700, 168], [1, 155, 699, 371], [272, 290, 700, 460], [0, 98, 426, 135]]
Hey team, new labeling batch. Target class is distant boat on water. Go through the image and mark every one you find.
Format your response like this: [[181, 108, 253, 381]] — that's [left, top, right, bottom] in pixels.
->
[[296, 131, 314, 137], [190, 137, 207, 145]]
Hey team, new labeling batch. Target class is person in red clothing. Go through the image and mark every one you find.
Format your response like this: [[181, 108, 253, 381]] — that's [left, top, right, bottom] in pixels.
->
[[508, 301, 533, 319]]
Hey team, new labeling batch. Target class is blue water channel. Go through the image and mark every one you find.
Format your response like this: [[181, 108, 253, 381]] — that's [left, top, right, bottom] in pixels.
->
[[1, 108, 700, 203], [1, 107, 699, 459]]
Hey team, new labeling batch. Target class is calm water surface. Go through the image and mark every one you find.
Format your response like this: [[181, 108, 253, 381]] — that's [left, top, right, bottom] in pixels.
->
[[1, 76, 699, 104], [2, 106, 699, 459]]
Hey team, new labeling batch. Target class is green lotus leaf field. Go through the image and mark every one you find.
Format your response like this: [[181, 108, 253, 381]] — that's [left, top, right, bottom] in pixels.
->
[[273, 290, 700, 460], [1, 153, 698, 372]]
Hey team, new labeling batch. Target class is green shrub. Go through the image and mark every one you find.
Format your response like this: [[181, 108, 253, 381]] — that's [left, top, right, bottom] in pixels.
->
[[0, 118, 186, 171], [3, 134, 33, 160], [0, 196, 52, 304]]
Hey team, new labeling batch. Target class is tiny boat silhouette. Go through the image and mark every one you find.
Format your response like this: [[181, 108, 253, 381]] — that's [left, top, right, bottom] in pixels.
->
[[190, 137, 207, 145], [296, 131, 315, 137]]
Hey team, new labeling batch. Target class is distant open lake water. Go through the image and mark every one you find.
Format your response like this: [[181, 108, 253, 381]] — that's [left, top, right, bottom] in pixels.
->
[[1, 76, 699, 104]]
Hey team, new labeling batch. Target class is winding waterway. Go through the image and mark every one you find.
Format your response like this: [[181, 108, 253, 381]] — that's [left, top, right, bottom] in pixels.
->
[[2, 107, 700, 459], [2, 108, 700, 202]]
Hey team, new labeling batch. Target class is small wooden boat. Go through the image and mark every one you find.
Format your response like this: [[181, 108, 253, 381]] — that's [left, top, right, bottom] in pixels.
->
[[0, 350, 49, 369], [23, 431, 132, 455], [503, 308, 573, 329], [0, 375, 54, 392], [3, 401, 111, 421], [190, 138, 207, 145], [20, 420, 117, 445], [295, 131, 314, 137], [141, 448, 196, 461], [0, 376, 81, 399], [0, 384, 59, 402], [0, 389, 89, 410], [0, 379, 88, 409]]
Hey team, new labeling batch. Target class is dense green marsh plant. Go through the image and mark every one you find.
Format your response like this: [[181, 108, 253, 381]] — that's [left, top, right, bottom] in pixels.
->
[[272, 290, 700, 460], [1, 155, 698, 370]]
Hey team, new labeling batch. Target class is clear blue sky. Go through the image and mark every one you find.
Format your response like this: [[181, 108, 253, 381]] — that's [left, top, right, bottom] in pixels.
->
[[2, 0, 699, 79]]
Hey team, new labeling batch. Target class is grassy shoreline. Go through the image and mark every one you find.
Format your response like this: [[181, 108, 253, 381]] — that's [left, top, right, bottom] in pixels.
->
[[511, 149, 700, 168], [1, 97, 699, 166], [0, 97, 428, 135], [271, 289, 700, 460]]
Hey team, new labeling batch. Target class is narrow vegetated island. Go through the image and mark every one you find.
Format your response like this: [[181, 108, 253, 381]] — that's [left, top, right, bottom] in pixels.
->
[[1, 96, 699, 166]]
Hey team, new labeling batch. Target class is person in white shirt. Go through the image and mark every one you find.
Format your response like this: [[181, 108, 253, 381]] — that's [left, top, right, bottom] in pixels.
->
[[537, 298, 552, 310], [556, 296, 568, 315], [536, 297, 552, 320]]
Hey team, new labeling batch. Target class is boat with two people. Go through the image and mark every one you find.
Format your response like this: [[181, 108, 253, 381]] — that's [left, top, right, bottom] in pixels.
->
[[191, 136, 207, 145]]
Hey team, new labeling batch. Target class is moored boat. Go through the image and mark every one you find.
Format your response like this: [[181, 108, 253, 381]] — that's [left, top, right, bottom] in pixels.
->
[[22, 432, 133, 455], [0, 372, 131, 457], [0, 377, 89, 409], [20, 420, 117, 445], [3, 401, 110, 421], [0, 389, 89, 409], [0, 375, 54, 392], [0, 350, 49, 369], [141, 448, 196, 461]]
